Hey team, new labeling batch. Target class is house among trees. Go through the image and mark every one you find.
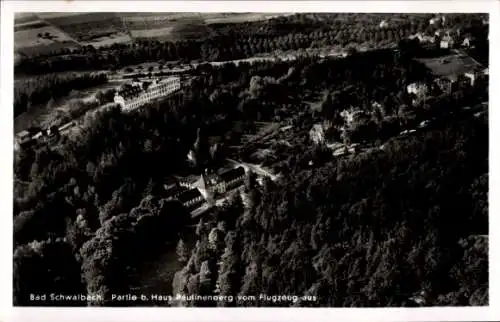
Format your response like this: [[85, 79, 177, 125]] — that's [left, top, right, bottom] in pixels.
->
[[409, 32, 435, 44], [340, 108, 364, 129], [16, 130, 31, 143], [114, 76, 181, 111], [435, 76, 457, 93], [464, 71, 478, 86], [429, 15, 446, 26], [379, 20, 389, 28], [199, 166, 247, 200], [440, 34, 455, 49], [407, 82, 429, 97], [462, 36, 474, 48], [309, 121, 332, 145]]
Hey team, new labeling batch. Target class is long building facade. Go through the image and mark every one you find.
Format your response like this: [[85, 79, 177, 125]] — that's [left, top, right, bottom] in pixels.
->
[[114, 76, 182, 111]]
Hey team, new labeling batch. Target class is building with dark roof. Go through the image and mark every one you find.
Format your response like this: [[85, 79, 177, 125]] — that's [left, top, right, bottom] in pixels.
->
[[114, 76, 182, 111], [165, 185, 186, 200], [219, 166, 246, 185], [164, 176, 178, 190], [198, 166, 247, 201], [177, 188, 205, 208]]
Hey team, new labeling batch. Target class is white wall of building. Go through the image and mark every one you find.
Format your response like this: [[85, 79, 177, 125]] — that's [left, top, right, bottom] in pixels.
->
[[116, 76, 182, 112]]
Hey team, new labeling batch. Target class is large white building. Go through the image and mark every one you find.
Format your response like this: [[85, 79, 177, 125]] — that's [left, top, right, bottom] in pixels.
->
[[114, 76, 182, 111]]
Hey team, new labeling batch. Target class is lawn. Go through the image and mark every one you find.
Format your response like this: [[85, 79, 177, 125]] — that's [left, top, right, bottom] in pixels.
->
[[417, 53, 483, 78], [15, 25, 79, 50]]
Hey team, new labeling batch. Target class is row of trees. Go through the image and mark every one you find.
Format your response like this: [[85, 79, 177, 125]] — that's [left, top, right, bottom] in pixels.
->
[[14, 73, 108, 117], [16, 13, 487, 75]]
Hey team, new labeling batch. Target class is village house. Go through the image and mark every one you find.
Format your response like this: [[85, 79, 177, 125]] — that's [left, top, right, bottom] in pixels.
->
[[309, 120, 333, 145], [407, 82, 429, 97], [16, 130, 31, 143], [440, 34, 455, 49], [410, 32, 435, 44], [379, 20, 389, 28], [187, 149, 196, 164], [435, 75, 457, 93], [464, 71, 477, 86], [340, 108, 364, 128], [309, 124, 327, 145], [462, 37, 471, 48], [430, 15, 446, 26]]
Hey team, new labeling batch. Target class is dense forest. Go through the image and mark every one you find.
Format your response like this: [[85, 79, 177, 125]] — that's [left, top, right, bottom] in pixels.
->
[[13, 43, 488, 306], [14, 73, 108, 117], [173, 113, 488, 307], [15, 13, 488, 75]]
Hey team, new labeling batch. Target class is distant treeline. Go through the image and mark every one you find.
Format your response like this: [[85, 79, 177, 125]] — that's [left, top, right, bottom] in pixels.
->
[[15, 13, 487, 75], [14, 73, 108, 117]]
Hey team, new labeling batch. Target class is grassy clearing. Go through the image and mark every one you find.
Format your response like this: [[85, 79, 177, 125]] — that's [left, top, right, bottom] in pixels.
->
[[81, 33, 133, 48], [15, 26, 79, 49], [417, 53, 482, 77]]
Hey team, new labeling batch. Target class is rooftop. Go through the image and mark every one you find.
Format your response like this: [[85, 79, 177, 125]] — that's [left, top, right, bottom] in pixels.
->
[[177, 188, 203, 204], [219, 166, 245, 183], [117, 85, 143, 99], [165, 185, 186, 199]]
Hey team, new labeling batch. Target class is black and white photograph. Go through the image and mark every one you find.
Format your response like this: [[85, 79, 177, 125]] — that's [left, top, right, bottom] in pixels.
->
[[1, 1, 498, 320]]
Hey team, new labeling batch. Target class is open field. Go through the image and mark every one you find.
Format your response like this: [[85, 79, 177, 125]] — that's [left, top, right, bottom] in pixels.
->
[[204, 12, 294, 24], [14, 20, 51, 32], [41, 13, 126, 42], [14, 14, 81, 56], [14, 25, 79, 50], [13, 12, 302, 53], [130, 27, 175, 39], [13, 13, 39, 23], [417, 53, 483, 77], [83, 33, 133, 48]]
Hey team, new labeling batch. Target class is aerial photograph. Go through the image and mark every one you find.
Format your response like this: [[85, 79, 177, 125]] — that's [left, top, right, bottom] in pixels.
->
[[12, 12, 489, 307]]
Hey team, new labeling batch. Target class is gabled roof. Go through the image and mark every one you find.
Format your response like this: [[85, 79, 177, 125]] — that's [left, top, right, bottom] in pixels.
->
[[177, 188, 203, 204], [219, 166, 245, 183], [165, 185, 185, 199], [117, 86, 143, 100]]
